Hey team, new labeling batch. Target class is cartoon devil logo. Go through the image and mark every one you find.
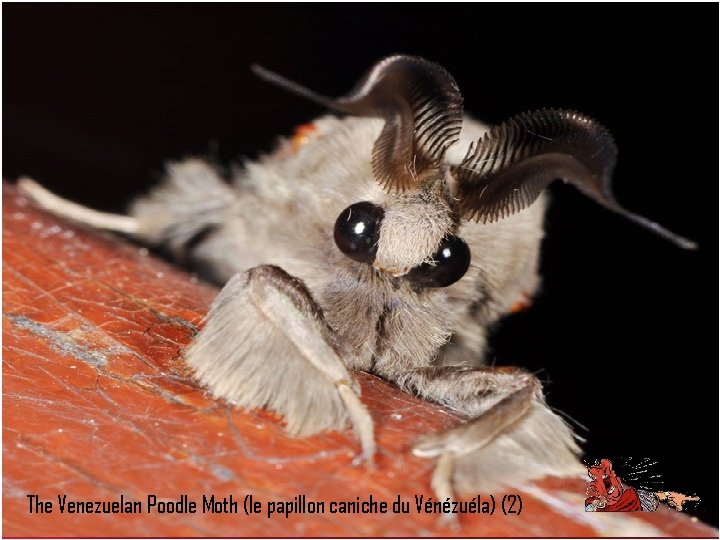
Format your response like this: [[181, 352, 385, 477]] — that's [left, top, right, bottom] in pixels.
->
[[585, 458, 700, 512]]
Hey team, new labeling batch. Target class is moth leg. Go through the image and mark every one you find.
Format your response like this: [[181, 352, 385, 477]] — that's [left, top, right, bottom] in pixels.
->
[[401, 367, 581, 496], [185, 265, 375, 463]]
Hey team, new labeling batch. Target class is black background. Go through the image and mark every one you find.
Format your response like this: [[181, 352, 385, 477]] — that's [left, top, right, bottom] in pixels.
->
[[4, 4, 717, 526]]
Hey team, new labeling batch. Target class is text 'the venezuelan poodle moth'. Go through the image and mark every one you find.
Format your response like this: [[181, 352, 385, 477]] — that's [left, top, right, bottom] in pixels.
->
[[20, 55, 695, 500]]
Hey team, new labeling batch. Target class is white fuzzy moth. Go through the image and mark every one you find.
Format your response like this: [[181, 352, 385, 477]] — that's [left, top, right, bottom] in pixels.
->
[[19, 55, 695, 501]]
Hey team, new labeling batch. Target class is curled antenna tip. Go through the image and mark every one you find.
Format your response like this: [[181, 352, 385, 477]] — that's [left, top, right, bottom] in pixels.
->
[[250, 63, 330, 108], [622, 211, 698, 250], [250, 63, 274, 80], [250, 63, 291, 87], [657, 226, 698, 250]]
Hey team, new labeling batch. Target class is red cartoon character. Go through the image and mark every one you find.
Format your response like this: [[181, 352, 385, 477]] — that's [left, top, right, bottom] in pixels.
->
[[584, 458, 700, 513], [585, 458, 642, 512]]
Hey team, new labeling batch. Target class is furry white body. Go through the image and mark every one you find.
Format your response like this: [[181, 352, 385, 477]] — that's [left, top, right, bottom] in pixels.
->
[[19, 116, 583, 497], [18, 53, 694, 507], [134, 115, 546, 374]]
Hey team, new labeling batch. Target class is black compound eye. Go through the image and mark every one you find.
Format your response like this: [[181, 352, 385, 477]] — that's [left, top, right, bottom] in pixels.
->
[[334, 201, 384, 263], [406, 235, 471, 288]]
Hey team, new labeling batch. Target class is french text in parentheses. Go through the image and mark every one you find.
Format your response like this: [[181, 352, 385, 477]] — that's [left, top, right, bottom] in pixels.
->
[[244, 494, 262, 515]]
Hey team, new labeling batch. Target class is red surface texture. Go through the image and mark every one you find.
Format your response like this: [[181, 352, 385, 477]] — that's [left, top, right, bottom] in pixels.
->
[[2, 183, 715, 537]]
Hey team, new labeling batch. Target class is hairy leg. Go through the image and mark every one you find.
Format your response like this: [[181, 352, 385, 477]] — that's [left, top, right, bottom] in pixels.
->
[[395, 366, 581, 497], [185, 265, 375, 462]]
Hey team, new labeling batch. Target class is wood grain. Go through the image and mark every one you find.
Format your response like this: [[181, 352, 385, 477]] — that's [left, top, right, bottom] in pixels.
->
[[3, 183, 714, 537]]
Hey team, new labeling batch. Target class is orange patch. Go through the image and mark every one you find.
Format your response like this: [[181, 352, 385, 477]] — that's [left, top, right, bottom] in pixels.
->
[[291, 123, 318, 152], [509, 292, 532, 313]]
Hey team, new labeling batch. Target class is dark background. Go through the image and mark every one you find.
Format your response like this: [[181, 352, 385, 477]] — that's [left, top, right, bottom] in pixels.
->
[[4, 4, 717, 526]]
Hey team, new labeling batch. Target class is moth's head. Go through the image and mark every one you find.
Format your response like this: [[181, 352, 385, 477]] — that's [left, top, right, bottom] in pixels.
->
[[255, 55, 696, 287], [333, 169, 470, 287]]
